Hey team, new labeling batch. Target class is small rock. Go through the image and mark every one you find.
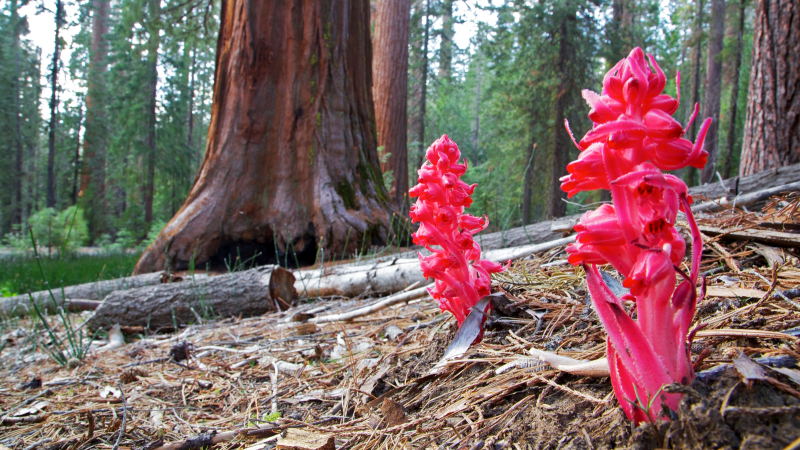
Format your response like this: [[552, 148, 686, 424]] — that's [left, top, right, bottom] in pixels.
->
[[356, 358, 379, 371]]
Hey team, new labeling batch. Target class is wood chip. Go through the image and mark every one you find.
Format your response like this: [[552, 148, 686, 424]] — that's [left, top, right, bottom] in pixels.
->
[[380, 398, 408, 428], [276, 429, 335, 450]]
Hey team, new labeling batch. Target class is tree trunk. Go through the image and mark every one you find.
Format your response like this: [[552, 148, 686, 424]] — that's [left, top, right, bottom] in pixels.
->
[[87, 266, 297, 330], [723, 0, 747, 179], [412, 0, 430, 170], [522, 141, 535, 224], [686, 0, 705, 187], [11, 0, 23, 228], [82, 0, 109, 240], [548, 18, 572, 219], [72, 101, 83, 205], [607, 0, 634, 66], [144, 0, 161, 227], [373, 0, 411, 211], [473, 53, 481, 153], [134, 0, 391, 274], [46, 0, 63, 208], [700, 0, 726, 185], [438, 0, 453, 79], [739, 0, 800, 176]]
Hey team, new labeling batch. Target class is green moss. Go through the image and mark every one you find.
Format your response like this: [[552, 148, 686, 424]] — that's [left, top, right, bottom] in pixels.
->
[[310, 53, 318, 66], [309, 144, 315, 166], [324, 22, 332, 52], [316, 112, 321, 128], [336, 180, 356, 209]]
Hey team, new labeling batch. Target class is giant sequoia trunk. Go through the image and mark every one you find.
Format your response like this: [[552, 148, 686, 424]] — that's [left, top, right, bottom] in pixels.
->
[[373, 0, 411, 210], [134, 0, 391, 274], [739, 0, 800, 176]]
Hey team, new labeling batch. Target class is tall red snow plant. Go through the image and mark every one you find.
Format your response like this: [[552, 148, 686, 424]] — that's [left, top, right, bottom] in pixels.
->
[[409, 135, 508, 326], [562, 48, 711, 423]]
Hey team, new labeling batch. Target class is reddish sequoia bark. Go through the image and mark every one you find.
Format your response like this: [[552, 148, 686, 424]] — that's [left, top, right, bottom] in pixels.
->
[[740, 0, 800, 176], [700, 0, 726, 185], [373, 0, 411, 210], [134, 0, 391, 274]]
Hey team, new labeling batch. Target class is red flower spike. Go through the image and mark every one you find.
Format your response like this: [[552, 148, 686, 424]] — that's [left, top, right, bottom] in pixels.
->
[[409, 135, 507, 328], [563, 48, 709, 423]]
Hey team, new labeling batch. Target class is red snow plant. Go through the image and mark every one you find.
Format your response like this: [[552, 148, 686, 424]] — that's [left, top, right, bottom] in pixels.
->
[[409, 135, 507, 326], [562, 48, 710, 423]]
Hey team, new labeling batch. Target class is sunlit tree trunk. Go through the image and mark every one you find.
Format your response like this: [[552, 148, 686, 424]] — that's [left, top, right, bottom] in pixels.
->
[[740, 0, 800, 175], [135, 0, 391, 274], [373, 0, 411, 211]]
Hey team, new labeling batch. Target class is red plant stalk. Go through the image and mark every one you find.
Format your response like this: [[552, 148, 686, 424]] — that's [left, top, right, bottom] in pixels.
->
[[409, 135, 508, 326], [561, 48, 710, 423]]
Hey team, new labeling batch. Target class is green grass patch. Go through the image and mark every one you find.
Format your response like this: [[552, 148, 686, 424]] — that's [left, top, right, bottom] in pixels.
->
[[0, 251, 140, 296]]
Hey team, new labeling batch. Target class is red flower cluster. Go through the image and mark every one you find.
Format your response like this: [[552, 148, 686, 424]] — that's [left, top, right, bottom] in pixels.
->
[[409, 135, 508, 325], [562, 48, 710, 423]]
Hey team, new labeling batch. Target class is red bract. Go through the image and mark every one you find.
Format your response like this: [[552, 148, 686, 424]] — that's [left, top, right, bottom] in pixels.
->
[[562, 48, 709, 423], [409, 135, 508, 326]]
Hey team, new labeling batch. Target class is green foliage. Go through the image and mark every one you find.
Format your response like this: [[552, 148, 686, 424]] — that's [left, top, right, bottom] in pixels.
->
[[28, 206, 89, 250]]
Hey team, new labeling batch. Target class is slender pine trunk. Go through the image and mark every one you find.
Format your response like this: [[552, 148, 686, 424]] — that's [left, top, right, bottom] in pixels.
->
[[72, 101, 83, 205], [438, 0, 452, 80], [415, 0, 430, 170], [700, 0, 726, 184], [46, 0, 64, 208], [143, 0, 161, 227], [723, 0, 746, 179], [686, 0, 705, 186], [11, 0, 24, 227]]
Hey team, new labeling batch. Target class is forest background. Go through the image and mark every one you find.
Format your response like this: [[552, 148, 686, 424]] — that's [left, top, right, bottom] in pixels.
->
[[0, 0, 755, 290]]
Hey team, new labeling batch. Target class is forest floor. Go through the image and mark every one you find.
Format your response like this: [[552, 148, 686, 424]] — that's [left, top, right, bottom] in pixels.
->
[[1, 196, 800, 450]]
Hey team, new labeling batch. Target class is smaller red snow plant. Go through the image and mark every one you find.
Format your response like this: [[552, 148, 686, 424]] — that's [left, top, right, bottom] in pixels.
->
[[409, 135, 508, 326], [562, 48, 710, 423]]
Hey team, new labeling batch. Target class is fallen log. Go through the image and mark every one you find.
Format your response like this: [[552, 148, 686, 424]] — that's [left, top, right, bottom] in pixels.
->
[[0, 271, 168, 317], [699, 225, 800, 248], [293, 236, 576, 298], [86, 266, 297, 330], [689, 161, 800, 200]]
